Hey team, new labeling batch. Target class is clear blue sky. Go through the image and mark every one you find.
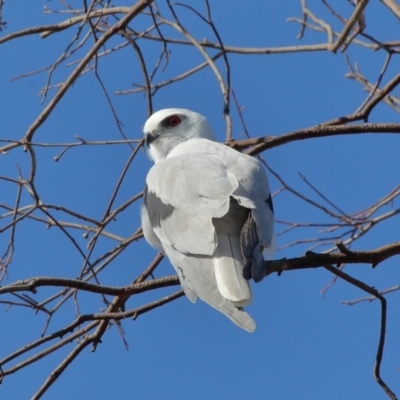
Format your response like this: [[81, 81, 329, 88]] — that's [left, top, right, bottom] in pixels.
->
[[1, 1, 399, 399]]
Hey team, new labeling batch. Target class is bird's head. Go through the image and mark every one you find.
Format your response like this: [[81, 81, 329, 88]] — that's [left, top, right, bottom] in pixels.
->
[[143, 108, 216, 162]]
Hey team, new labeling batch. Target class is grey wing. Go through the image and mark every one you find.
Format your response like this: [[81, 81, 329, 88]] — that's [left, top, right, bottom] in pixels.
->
[[227, 151, 275, 282], [146, 140, 274, 259], [141, 202, 163, 251]]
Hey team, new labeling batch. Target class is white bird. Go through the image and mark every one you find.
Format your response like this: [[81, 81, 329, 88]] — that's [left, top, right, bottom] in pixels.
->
[[141, 108, 274, 332]]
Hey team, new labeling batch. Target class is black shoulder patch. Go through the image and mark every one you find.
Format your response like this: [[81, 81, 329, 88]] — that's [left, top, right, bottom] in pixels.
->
[[144, 185, 175, 227], [265, 194, 274, 214]]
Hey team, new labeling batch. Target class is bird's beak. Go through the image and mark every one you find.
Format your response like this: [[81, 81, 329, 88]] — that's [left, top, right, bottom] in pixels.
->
[[145, 132, 160, 147]]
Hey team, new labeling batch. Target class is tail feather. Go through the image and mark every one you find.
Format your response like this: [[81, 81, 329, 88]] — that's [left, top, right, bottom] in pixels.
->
[[223, 305, 256, 332], [165, 244, 255, 332], [214, 234, 252, 306]]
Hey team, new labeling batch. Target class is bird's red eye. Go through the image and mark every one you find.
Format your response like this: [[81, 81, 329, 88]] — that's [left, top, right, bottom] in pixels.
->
[[167, 115, 181, 127]]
